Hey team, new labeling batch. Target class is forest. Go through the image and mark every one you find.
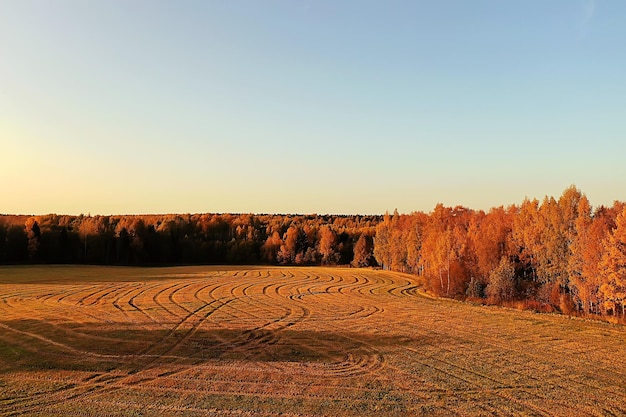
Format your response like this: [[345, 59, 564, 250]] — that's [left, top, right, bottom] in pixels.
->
[[0, 212, 379, 268], [374, 186, 626, 319], [2, 185, 625, 319]]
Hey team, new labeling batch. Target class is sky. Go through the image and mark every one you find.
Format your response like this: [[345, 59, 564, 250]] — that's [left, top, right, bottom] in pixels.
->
[[1, 0, 625, 215]]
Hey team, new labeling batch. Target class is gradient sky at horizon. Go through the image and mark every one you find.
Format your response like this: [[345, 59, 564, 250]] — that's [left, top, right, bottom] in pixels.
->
[[1, 0, 625, 215]]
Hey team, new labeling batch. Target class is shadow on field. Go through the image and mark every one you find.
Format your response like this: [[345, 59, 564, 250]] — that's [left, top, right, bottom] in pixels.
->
[[0, 319, 424, 373]]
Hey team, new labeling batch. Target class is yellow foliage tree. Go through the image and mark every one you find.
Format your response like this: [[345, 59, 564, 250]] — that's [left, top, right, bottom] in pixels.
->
[[599, 206, 626, 316]]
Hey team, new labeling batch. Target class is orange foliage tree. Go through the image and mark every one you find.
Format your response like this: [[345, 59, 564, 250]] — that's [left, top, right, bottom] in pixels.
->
[[599, 206, 626, 316], [370, 185, 626, 320]]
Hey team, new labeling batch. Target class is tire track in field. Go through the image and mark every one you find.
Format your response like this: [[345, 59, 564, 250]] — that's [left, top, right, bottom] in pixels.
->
[[137, 370, 411, 401], [167, 282, 197, 314], [151, 281, 190, 319], [140, 271, 321, 377], [0, 321, 145, 415], [378, 284, 597, 414], [7, 269, 362, 377], [4, 267, 622, 416], [384, 287, 626, 415], [46, 284, 97, 304], [438, 322, 625, 414], [110, 283, 155, 320], [135, 279, 234, 358], [1, 284, 145, 351], [41, 289, 242, 413], [74, 284, 114, 306], [292, 273, 383, 321], [39, 397, 311, 417], [137, 297, 236, 362], [69, 283, 132, 316], [192, 275, 311, 358], [0, 320, 149, 362], [0, 276, 210, 414], [263, 270, 387, 378], [123, 281, 166, 324], [0, 266, 454, 416], [122, 269, 374, 395], [1, 274, 240, 416], [400, 346, 554, 416], [405, 294, 626, 413]]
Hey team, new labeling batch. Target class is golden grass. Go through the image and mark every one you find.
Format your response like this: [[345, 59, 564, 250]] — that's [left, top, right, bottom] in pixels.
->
[[0, 266, 624, 416]]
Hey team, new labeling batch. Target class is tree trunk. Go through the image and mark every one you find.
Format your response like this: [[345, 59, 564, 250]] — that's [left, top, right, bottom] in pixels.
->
[[439, 269, 444, 291], [446, 251, 451, 295]]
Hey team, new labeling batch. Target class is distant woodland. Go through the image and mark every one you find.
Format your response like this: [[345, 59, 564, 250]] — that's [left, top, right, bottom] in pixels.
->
[[0, 213, 379, 267], [2, 186, 626, 320]]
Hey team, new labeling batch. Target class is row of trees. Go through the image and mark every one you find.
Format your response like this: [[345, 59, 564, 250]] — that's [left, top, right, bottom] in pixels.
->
[[0, 213, 378, 268], [373, 186, 626, 317], [3, 185, 625, 319]]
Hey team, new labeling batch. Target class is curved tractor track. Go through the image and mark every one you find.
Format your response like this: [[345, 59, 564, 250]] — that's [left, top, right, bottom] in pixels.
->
[[0, 266, 624, 417]]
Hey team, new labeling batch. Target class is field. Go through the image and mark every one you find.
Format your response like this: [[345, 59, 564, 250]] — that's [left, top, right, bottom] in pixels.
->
[[0, 266, 624, 416]]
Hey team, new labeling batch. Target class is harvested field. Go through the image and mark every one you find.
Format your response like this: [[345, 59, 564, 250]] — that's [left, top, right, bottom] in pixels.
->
[[0, 265, 624, 416]]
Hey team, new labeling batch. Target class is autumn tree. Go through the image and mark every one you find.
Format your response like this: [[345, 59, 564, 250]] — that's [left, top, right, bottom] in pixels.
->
[[419, 205, 471, 296], [262, 231, 283, 264], [536, 196, 563, 287], [466, 206, 513, 285], [405, 212, 427, 275], [511, 187, 584, 302], [373, 212, 392, 270], [568, 196, 611, 314], [512, 198, 541, 283], [486, 257, 516, 303], [389, 210, 408, 272], [278, 225, 307, 264], [25, 218, 41, 261], [437, 230, 454, 295], [318, 226, 338, 265], [419, 205, 448, 294], [554, 186, 584, 288], [352, 233, 373, 268], [448, 207, 472, 295], [599, 206, 626, 316]]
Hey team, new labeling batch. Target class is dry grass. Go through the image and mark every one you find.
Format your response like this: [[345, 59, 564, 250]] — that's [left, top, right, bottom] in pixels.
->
[[0, 265, 624, 416]]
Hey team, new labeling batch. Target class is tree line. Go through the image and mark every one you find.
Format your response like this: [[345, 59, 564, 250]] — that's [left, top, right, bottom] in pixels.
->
[[0, 213, 378, 268], [2, 185, 625, 319], [373, 186, 626, 319]]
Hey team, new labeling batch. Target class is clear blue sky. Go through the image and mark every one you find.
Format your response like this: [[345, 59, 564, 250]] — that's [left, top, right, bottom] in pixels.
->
[[1, 0, 625, 215]]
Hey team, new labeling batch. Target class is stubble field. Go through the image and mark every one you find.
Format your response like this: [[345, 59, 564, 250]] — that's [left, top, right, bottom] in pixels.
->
[[0, 265, 624, 416]]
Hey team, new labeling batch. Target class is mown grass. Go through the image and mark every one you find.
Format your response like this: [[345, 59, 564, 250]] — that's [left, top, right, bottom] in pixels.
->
[[0, 265, 624, 416]]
